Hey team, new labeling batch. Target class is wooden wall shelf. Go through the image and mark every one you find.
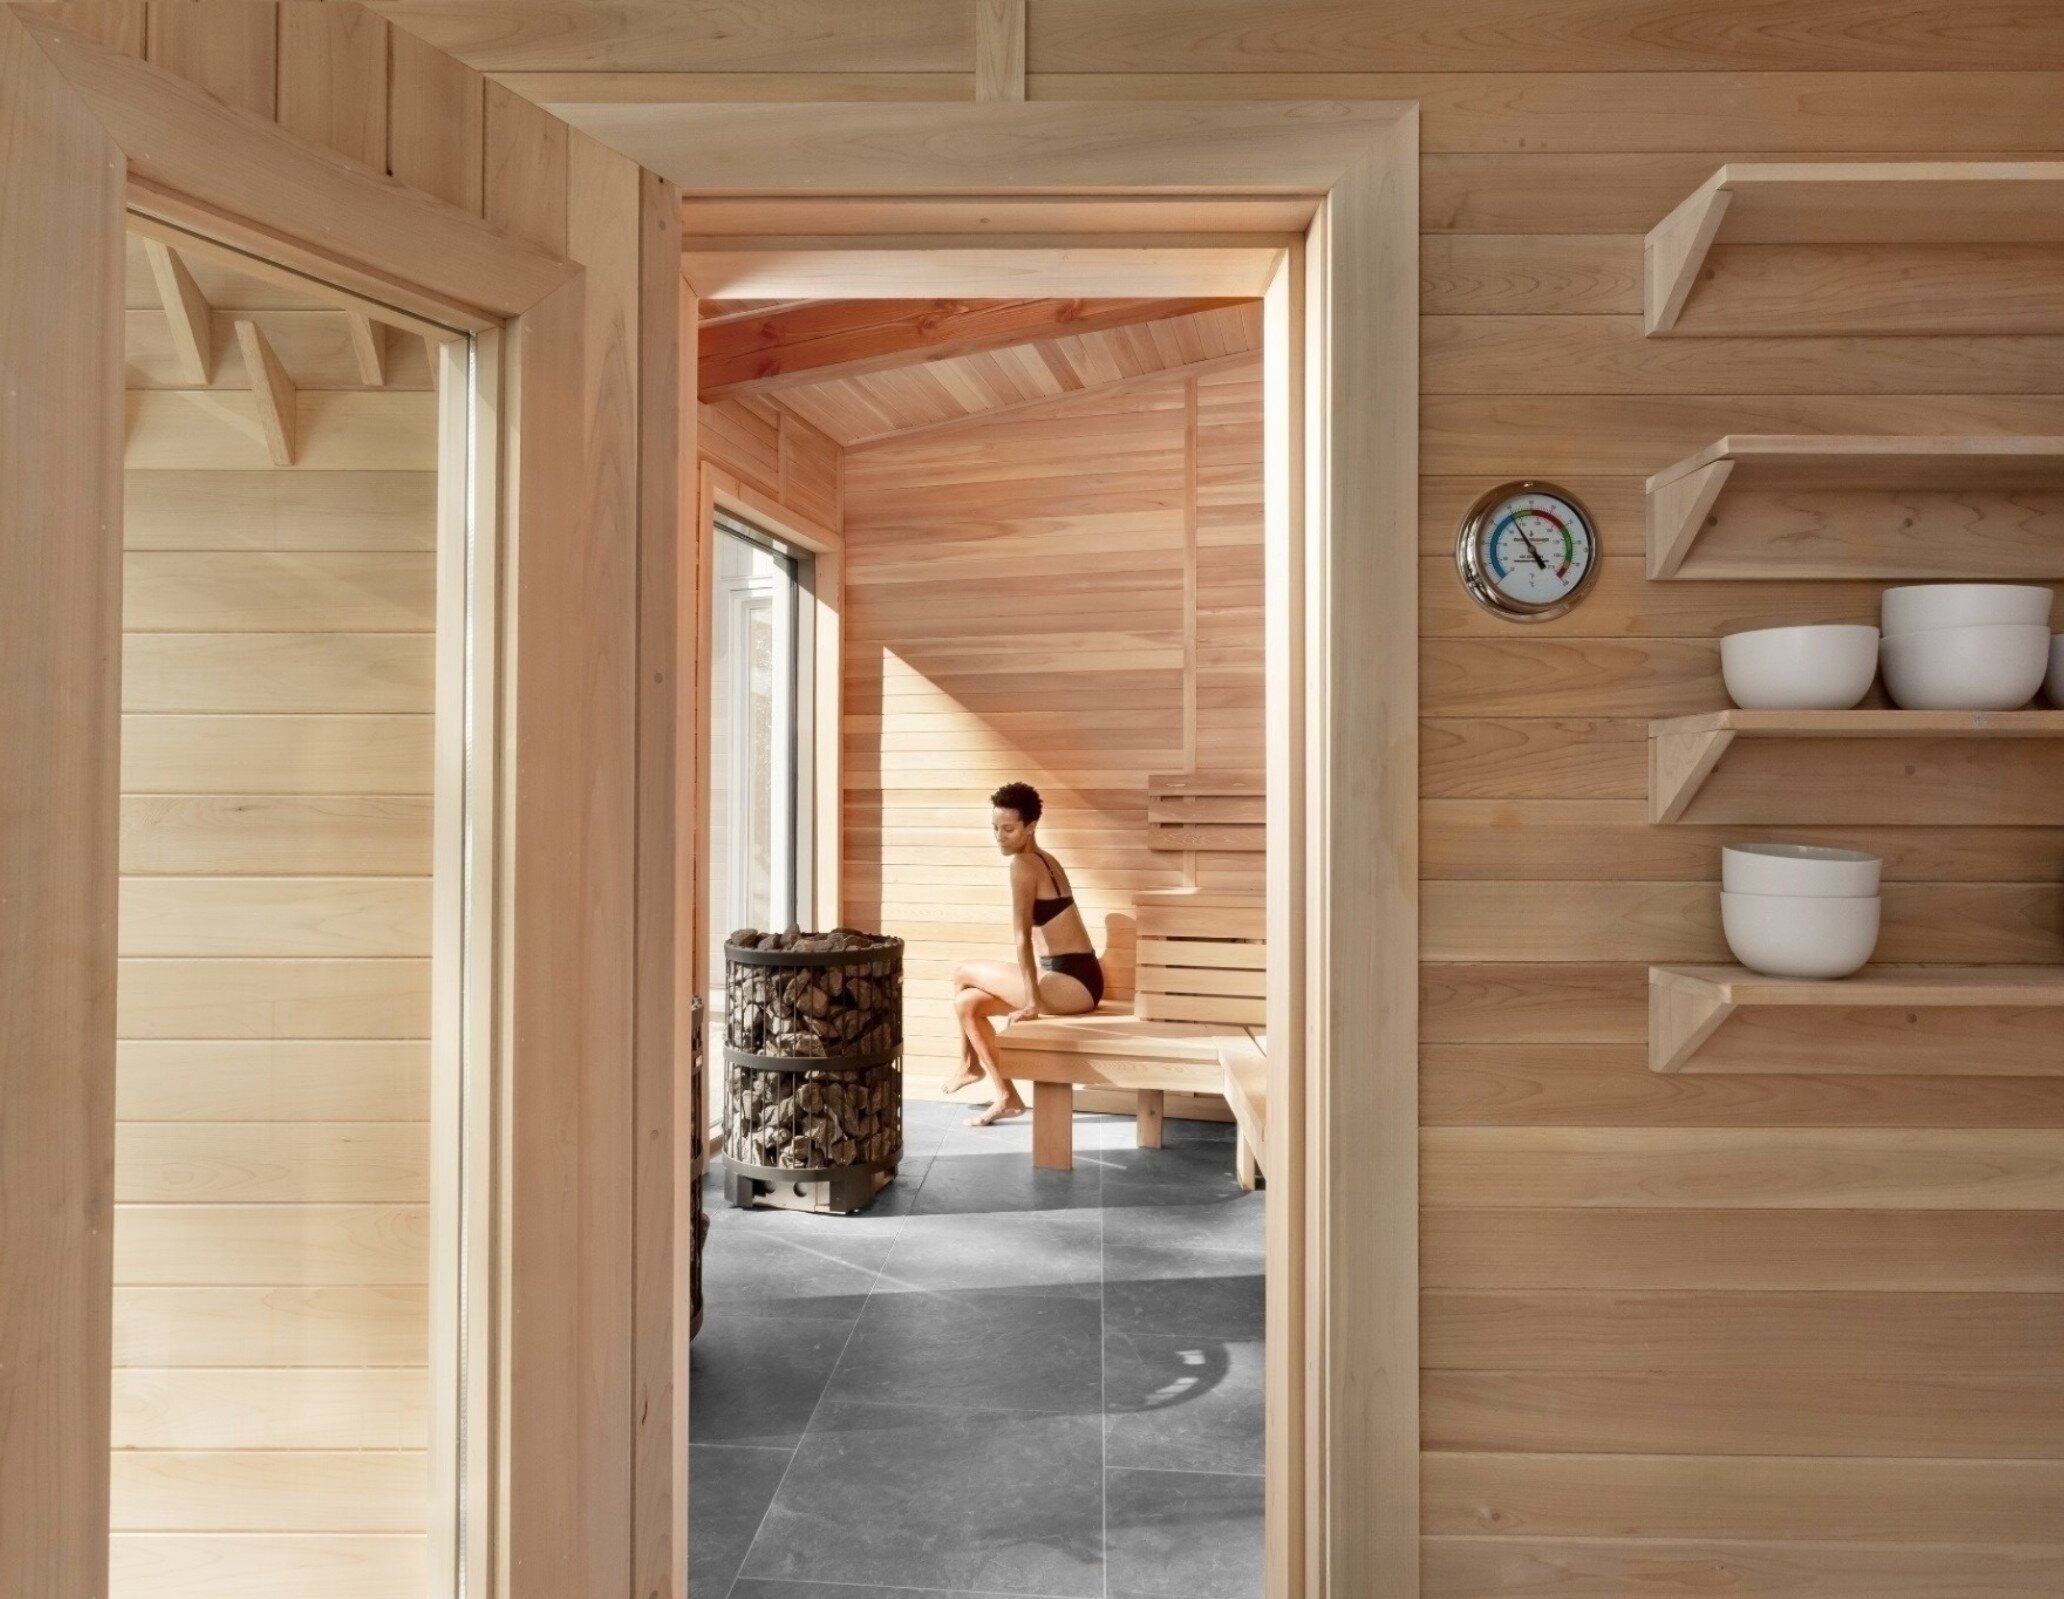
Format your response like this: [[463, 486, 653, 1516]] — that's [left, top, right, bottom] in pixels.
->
[[1645, 161, 2064, 334], [1647, 435, 2064, 579], [1650, 964, 2064, 1073], [1650, 709, 2064, 823]]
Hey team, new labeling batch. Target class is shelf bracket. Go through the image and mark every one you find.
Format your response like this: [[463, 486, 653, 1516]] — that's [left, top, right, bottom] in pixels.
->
[[144, 238, 212, 385], [1646, 458, 1734, 579], [1650, 975, 1736, 1073], [233, 318, 297, 467], [1644, 172, 1731, 335], [1649, 725, 1735, 824]]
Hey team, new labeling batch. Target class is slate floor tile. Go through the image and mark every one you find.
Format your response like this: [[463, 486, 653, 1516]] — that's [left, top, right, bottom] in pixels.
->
[[688, 1443, 792, 1599], [1105, 1466, 1264, 1599], [690, 1305, 858, 1447], [872, 1208, 1103, 1299], [1103, 1330, 1265, 1473], [824, 1287, 1103, 1416], [739, 1399, 1105, 1597]]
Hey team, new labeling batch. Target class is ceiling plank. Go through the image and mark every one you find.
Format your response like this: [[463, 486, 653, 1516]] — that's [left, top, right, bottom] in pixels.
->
[[698, 295, 1248, 399], [842, 346, 1258, 452]]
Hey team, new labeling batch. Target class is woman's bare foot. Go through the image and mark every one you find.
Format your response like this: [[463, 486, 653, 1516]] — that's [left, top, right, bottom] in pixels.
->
[[966, 1095, 1026, 1128], [940, 1062, 983, 1096]]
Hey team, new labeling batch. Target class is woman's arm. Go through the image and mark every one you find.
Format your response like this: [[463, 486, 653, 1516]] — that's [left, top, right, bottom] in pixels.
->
[[1007, 853, 1042, 1023]]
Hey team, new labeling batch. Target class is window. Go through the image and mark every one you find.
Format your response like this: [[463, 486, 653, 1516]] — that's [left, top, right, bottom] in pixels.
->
[[709, 512, 813, 992]]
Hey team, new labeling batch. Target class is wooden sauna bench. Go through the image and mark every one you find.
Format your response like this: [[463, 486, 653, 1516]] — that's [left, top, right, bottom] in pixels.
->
[[995, 889, 1265, 1171]]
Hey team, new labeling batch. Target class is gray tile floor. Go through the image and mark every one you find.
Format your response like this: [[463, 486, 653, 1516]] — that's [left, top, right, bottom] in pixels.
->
[[691, 1098, 1266, 1599]]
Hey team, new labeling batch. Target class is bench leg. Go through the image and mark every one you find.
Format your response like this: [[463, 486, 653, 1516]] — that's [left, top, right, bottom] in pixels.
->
[[1235, 1132, 1259, 1193], [1032, 1080, 1074, 1171], [1135, 1089, 1164, 1149]]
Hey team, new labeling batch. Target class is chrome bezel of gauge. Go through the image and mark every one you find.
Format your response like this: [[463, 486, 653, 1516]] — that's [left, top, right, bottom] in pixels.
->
[[1454, 478, 1601, 623]]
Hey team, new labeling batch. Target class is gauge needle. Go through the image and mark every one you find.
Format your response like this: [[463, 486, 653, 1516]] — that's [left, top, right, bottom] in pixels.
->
[[1511, 523, 1549, 569]]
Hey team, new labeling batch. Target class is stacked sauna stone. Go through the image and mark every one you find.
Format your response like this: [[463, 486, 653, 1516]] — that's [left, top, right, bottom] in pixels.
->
[[722, 929, 903, 1187]]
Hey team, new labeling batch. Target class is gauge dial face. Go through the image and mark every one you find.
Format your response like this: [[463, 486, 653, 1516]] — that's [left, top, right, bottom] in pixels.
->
[[1457, 484, 1599, 620]]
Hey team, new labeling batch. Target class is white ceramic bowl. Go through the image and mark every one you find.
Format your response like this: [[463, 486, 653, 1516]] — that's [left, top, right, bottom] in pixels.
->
[[1719, 624, 1879, 711], [1720, 891, 1881, 979], [1882, 583, 2053, 636], [1879, 622, 2049, 711], [2048, 634, 2064, 708], [1721, 843, 1882, 898]]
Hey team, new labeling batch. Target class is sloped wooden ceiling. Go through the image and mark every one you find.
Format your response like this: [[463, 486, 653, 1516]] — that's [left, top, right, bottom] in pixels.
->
[[700, 297, 1263, 447]]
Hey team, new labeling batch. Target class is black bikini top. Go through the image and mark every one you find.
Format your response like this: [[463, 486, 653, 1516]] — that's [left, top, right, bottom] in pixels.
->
[[1028, 848, 1075, 927]]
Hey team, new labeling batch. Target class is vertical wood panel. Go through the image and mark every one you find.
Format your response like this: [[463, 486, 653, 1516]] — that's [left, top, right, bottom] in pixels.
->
[[0, 17, 123, 1594], [632, 162, 686, 1599], [563, 126, 639, 1598], [482, 78, 568, 254], [387, 20, 483, 215], [975, 0, 1026, 102], [276, 1, 388, 170], [146, 0, 277, 117], [1323, 115, 1421, 1592]]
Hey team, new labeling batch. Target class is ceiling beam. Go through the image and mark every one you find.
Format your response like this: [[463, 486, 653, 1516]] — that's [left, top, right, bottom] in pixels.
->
[[698, 295, 1248, 400], [843, 346, 1259, 453]]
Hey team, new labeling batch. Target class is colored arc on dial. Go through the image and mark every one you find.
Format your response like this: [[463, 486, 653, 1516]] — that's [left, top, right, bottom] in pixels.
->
[[1487, 505, 1576, 580]]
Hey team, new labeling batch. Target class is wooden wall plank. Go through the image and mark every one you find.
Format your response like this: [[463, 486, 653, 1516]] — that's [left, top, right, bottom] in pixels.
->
[[1422, 1209, 2064, 1291], [1024, 3, 2064, 73], [369, 0, 975, 73], [1420, 1536, 2064, 1597], [1422, 1370, 2064, 1456], [482, 77, 568, 252], [1422, 1042, 2064, 1126], [387, 20, 485, 214], [276, 1, 389, 169], [1421, 1452, 2064, 1542], [1421, 1290, 2064, 1372], [111, 1531, 426, 1597], [146, 0, 278, 117], [1030, 70, 2064, 154], [111, 1448, 429, 1531]]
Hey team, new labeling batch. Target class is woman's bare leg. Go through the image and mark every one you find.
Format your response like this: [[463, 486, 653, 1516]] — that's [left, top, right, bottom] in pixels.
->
[[954, 986, 1023, 1124], [942, 959, 1015, 1095]]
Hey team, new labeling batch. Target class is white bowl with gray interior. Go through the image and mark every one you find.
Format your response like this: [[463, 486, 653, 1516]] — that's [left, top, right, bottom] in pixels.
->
[[1720, 891, 1881, 980], [1880, 622, 2049, 711], [1882, 583, 2052, 636], [1719, 624, 1879, 711], [1721, 843, 1881, 898]]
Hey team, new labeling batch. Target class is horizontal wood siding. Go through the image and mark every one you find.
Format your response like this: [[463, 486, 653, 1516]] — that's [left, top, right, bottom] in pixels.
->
[[380, 0, 2064, 1583], [117, 234, 435, 1595], [842, 364, 1261, 1079]]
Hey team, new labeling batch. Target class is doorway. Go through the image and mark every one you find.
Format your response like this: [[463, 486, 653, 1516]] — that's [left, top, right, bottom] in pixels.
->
[[687, 294, 1270, 1597]]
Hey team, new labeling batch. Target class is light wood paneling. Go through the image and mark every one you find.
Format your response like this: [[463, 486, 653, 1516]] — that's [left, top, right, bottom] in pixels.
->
[[1421, 1452, 2064, 1542], [276, 1, 389, 169], [110, 1531, 427, 1599], [843, 366, 1266, 1083], [117, 239, 438, 1585]]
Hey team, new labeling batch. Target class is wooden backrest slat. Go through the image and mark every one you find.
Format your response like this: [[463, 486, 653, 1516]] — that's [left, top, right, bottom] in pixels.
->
[[1133, 889, 1266, 1026]]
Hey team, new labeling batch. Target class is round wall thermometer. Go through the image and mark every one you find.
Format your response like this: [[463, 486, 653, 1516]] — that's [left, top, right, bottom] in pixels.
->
[[1454, 480, 1600, 622]]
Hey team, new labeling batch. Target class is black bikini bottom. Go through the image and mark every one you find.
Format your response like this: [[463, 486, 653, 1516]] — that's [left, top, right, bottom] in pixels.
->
[[1039, 951, 1105, 1008]]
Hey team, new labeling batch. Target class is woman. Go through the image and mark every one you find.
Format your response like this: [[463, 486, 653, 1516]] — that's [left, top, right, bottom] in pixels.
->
[[945, 781, 1105, 1127]]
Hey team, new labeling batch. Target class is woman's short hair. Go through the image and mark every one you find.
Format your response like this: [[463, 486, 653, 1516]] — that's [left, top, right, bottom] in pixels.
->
[[989, 781, 1042, 825]]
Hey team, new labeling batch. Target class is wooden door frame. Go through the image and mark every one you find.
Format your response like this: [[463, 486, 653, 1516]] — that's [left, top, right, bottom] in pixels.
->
[[0, 12, 683, 1597], [658, 100, 1421, 1597]]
